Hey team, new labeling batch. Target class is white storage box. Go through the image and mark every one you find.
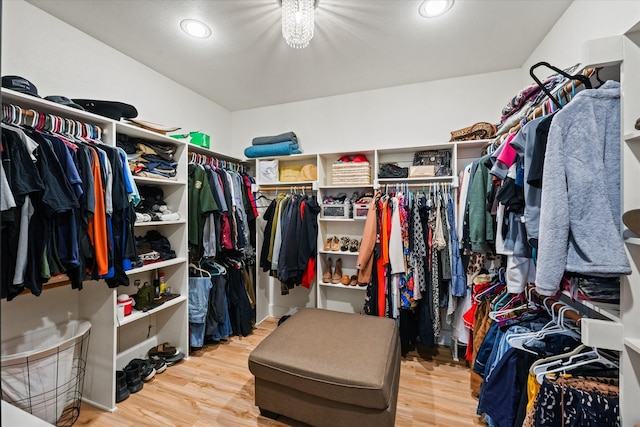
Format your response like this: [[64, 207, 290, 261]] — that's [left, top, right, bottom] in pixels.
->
[[353, 203, 370, 220], [321, 203, 351, 219]]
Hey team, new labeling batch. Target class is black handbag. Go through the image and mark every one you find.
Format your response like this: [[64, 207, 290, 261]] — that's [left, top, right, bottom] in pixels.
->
[[378, 163, 408, 178]]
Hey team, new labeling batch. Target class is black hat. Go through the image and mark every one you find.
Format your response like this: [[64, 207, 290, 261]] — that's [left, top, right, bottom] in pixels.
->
[[44, 96, 85, 111], [2, 75, 40, 97], [71, 99, 138, 121]]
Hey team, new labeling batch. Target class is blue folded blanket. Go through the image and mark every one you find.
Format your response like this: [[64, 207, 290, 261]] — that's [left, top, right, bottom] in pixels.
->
[[244, 141, 302, 158], [252, 131, 298, 146]]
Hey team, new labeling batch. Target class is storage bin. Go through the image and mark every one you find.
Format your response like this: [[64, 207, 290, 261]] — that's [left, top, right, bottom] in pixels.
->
[[331, 162, 371, 185], [1, 320, 91, 427], [353, 203, 370, 220], [321, 203, 351, 219]]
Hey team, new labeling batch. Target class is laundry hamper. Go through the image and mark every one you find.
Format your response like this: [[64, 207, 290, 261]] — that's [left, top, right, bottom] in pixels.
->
[[1, 320, 91, 426]]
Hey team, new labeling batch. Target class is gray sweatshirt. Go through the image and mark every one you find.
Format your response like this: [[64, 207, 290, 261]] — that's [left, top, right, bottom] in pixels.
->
[[535, 80, 631, 296]]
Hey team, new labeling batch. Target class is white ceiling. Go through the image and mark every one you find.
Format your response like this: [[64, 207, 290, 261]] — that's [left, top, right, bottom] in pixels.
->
[[26, 0, 573, 112]]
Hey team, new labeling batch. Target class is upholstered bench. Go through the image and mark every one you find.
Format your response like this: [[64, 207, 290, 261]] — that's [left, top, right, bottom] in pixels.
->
[[248, 308, 400, 427]]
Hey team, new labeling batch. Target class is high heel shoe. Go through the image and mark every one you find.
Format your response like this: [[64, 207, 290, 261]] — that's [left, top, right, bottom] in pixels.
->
[[322, 258, 332, 283], [331, 258, 342, 284]]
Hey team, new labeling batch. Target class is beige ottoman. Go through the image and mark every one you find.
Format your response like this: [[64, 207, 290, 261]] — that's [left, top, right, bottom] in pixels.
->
[[248, 308, 400, 427]]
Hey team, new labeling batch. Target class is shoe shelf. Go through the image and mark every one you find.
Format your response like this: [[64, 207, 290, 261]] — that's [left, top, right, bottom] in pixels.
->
[[319, 250, 359, 256], [116, 295, 187, 328], [318, 282, 367, 290], [319, 217, 365, 222]]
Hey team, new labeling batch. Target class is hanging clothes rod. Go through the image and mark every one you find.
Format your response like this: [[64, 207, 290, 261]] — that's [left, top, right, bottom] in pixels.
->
[[255, 184, 314, 192], [531, 288, 583, 324], [2, 102, 103, 140], [189, 151, 246, 173]]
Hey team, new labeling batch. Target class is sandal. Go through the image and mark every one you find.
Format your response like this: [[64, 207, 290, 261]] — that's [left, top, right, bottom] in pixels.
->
[[349, 239, 360, 252], [340, 237, 350, 252], [148, 342, 177, 359]]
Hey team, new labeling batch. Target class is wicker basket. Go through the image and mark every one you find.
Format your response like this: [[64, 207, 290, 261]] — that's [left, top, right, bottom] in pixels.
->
[[331, 162, 371, 185]]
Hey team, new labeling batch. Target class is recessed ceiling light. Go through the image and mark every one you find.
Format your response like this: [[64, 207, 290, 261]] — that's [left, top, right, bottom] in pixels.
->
[[418, 0, 454, 18], [180, 19, 211, 39]]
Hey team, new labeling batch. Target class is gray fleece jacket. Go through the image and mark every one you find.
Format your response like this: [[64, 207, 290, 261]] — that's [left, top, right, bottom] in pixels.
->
[[535, 80, 631, 296]]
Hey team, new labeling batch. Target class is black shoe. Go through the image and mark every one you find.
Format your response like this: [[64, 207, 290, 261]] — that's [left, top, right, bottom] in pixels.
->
[[127, 358, 156, 382], [124, 364, 143, 393], [115, 370, 130, 403], [153, 359, 167, 374]]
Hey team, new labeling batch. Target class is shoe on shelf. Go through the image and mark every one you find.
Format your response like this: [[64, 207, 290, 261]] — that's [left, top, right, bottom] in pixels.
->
[[322, 258, 333, 283], [115, 370, 130, 403], [341, 274, 350, 285], [350, 275, 358, 286], [349, 239, 360, 252], [330, 236, 340, 251], [331, 258, 343, 284], [340, 237, 350, 252], [324, 237, 332, 251], [123, 364, 143, 393]]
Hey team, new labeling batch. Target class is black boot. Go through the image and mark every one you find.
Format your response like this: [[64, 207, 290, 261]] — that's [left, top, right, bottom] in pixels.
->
[[124, 364, 143, 393], [115, 370, 130, 403]]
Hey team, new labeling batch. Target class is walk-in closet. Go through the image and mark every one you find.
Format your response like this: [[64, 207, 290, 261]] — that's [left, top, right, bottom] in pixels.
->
[[2, 1, 640, 426]]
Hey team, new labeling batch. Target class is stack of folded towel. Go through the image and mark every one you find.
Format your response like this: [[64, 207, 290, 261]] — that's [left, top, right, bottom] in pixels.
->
[[244, 131, 302, 158]]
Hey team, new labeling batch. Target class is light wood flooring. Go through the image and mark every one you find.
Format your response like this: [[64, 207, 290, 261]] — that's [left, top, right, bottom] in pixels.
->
[[75, 318, 486, 427]]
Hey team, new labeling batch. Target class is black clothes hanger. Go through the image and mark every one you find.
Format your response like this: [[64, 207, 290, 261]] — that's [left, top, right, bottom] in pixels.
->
[[529, 62, 592, 111]]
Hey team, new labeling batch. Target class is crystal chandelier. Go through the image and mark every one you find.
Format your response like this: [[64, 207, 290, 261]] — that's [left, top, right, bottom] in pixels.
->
[[281, 0, 315, 49]]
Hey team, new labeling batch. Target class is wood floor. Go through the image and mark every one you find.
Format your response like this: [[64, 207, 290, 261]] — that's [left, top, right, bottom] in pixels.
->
[[75, 318, 486, 427]]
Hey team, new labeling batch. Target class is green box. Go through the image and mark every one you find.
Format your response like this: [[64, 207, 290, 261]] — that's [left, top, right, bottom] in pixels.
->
[[171, 132, 210, 149]]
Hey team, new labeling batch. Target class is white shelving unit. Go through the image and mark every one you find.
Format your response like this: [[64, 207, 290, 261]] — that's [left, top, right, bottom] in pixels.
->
[[0, 88, 190, 412], [619, 23, 640, 425], [252, 143, 490, 320]]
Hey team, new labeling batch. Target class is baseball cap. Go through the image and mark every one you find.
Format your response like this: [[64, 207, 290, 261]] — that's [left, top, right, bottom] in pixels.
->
[[44, 96, 85, 110], [2, 75, 40, 97], [72, 99, 138, 121]]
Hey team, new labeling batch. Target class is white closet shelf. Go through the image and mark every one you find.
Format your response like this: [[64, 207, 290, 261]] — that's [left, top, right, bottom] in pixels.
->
[[318, 282, 367, 290], [376, 176, 455, 183], [562, 290, 620, 322], [624, 130, 640, 143], [319, 185, 374, 190], [624, 337, 640, 355], [133, 177, 186, 186], [257, 180, 317, 187], [126, 257, 187, 276], [115, 121, 186, 145], [319, 250, 359, 256], [116, 295, 187, 327], [319, 218, 365, 222], [188, 143, 244, 162], [134, 220, 186, 227]]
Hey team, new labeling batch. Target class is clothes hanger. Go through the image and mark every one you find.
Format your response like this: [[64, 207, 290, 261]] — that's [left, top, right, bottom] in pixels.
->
[[529, 61, 592, 111], [534, 346, 618, 384], [189, 262, 211, 278]]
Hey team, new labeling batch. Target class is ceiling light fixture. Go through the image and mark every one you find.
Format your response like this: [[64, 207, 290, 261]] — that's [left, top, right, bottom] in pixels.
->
[[180, 19, 212, 39], [281, 0, 317, 49], [418, 0, 454, 18]]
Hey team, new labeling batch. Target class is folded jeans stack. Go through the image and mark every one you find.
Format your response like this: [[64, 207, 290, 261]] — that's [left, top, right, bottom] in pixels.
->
[[244, 131, 302, 158]]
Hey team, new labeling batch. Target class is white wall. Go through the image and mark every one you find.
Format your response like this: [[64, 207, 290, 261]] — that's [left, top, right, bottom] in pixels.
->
[[230, 68, 522, 158], [521, 0, 640, 83], [1, 0, 231, 150]]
